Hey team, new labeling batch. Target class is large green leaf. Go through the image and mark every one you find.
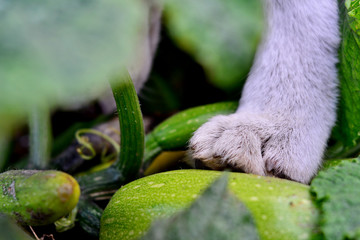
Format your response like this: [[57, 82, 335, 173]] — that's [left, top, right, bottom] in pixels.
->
[[333, 0, 360, 153], [0, 0, 146, 130], [310, 159, 360, 239], [142, 173, 259, 240], [0, 215, 33, 240], [164, 0, 264, 91]]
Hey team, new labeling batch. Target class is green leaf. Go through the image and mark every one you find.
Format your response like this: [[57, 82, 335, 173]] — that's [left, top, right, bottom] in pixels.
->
[[346, 0, 360, 34], [333, 0, 360, 153], [0, 0, 146, 130], [322, 158, 360, 170], [164, 0, 264, 91], [310, 159, 360, 239], [142, 173, 259, 240], [0, 215, 33, 240]]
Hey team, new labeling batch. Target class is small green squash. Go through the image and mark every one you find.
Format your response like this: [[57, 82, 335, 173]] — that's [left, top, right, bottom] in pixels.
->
[[0, 170, 80, 226]]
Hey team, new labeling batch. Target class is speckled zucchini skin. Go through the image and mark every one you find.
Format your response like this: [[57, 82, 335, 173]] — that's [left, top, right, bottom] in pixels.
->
[[100, 170, 319, 240], [144, 102, 238, 164], [0, 170, 80, 226]]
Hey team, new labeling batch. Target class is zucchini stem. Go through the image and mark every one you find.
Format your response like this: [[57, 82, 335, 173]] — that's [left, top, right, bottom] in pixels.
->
[[0, 132, 10, 172], [77, 71, 144, 194], [109, 71, 144, 180], [29, 106, 52, 169]]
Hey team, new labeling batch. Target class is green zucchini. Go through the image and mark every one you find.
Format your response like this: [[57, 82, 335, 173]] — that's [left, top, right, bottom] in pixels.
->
[[144, 101, 238, 165], [100, 170, 319, 240], [0, 170, 80, 226]]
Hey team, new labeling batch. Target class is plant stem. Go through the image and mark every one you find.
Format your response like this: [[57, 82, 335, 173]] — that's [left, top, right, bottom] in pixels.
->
[[77, 71, 144, 194], [29, 106, 52, 169], [0, 132, 10, 172], [109, 71, 144, 180]]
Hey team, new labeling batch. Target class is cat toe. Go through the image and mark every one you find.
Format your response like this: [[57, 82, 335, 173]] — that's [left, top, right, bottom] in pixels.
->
[[189, 114, 269, 175], [189, 113, 321, 184]]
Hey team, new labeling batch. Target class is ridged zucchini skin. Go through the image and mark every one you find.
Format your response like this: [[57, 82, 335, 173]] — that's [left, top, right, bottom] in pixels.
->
[[144, 101, 238, 164], [76, 72, 145, 197], [0, 170, 80, 226], [110, 72, 144, 181], [77, 199, 103, 237]]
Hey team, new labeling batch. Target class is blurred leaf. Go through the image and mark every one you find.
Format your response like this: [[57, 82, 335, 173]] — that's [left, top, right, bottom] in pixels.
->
[[164, 0, 263, 91], [333, 0, 360, 153], [0, 0, 147, 130], [310, 159, 360, 239], [0, 215, 33, 240], [142, 173, 259, 240]]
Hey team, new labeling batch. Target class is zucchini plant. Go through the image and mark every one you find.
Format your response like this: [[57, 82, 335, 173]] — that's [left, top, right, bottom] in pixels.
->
[[70, 71, 145, 237], [76, 71, 144, 195]]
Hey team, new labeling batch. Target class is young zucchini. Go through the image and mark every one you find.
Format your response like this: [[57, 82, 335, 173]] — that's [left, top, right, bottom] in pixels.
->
[[0, 170, 80, 226], [144, 101, 238, 165]]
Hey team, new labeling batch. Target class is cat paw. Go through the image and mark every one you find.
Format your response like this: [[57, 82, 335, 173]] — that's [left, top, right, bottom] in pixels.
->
[[189, 113, 319, 183]]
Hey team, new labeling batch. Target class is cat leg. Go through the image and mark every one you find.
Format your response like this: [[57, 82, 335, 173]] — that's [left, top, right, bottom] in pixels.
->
[[189, 0, 340, 183]]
